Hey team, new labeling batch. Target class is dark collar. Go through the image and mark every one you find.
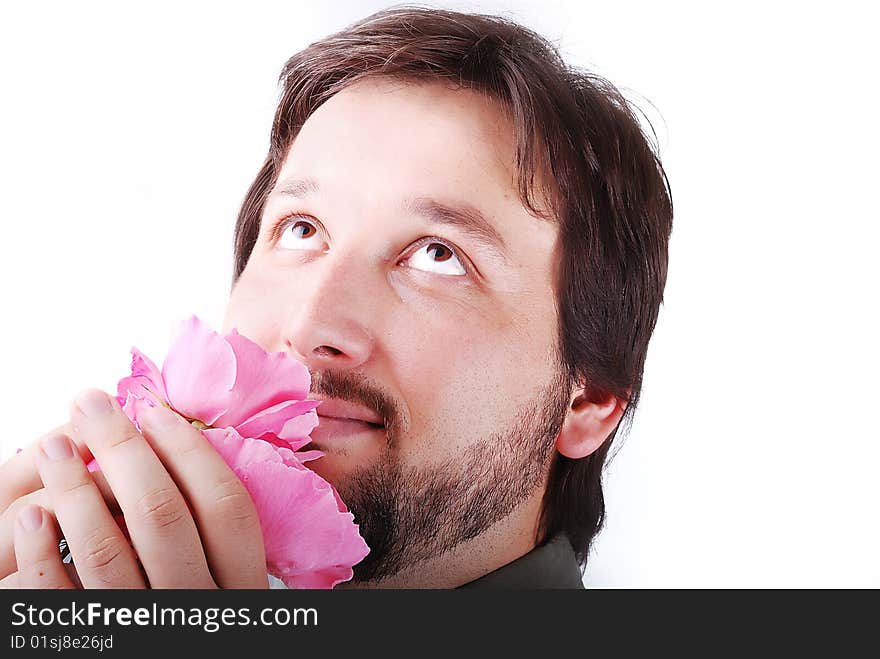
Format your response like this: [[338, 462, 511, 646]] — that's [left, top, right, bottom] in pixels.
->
[[457, 534, 585, 589]]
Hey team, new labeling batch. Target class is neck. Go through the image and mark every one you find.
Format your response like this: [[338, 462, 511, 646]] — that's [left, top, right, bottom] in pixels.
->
[[340, 491, 545, 589]]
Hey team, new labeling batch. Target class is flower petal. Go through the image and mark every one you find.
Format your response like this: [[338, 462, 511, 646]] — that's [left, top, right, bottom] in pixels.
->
[[201, 427, 369, 589], [235, 399, 320, 445], [116, 347, 168, 408], [202, 427, 285, 467], [210, 328, 311, 429], [293, 450, 325, 463], [162, 316, 236, 426], [277, 410, 320, 450], [118, 390, 158, 432], [240, 460, 369, 589]]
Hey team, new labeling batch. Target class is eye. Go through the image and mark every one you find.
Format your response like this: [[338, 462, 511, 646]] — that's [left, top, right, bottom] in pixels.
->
[[405, 240, 467, 276], [276, 216, 327, 252]]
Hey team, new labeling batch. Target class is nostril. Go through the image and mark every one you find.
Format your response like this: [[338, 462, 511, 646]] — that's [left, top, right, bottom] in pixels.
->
[[314, 345, 343, 357]]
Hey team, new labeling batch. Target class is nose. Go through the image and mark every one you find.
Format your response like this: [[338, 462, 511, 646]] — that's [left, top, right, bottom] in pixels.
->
[[281, 258, 376, 372]]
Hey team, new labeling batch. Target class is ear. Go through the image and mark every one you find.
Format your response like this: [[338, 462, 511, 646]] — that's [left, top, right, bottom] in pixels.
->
[[555, 387, 627, 459]]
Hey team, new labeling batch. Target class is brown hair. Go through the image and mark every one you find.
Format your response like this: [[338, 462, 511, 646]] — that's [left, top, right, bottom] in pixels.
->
[[232, 6, 673, 568]]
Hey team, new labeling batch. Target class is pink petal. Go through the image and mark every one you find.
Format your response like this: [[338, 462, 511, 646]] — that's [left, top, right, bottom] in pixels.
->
[[117, 391, 158, 432], [329, 483, 348, 513], [210, 328, 311, 429], [201, 427, 369, 589], [277, 410, 320, 450], [235, 399, 320, 445], [162, 316, 236, 426], [293, 450, 325, 463], [202, 427, 286, 467], [116, 347, 168, 408], [254, 410, 320, 453], [274, 444, 312, 470], [241, 460, 369, 589]]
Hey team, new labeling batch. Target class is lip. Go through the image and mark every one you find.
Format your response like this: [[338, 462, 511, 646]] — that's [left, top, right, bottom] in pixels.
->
[[310, 415, 382, 443], [309, 396, 384, 426]]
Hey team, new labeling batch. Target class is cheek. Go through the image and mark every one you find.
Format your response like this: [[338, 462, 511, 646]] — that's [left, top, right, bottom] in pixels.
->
[[222, 264, 287, 348], [385, 297, 553, 458]]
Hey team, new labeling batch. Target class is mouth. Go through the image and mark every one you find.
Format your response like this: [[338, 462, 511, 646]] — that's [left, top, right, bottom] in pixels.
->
[[305, 416, 385, 454], [317, 414, 384, 430], [305, 397, 386, 449]]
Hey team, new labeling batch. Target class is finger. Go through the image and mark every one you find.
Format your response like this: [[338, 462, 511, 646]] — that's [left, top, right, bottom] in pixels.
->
[[140, 405, 268, 588], [0, 489, 50, 580], [36, 433, 145, 588], [0, 422, 93, 511], [69, 389, 215, 588], [13, 504, 75, 589], [0, 471, 118, 580]]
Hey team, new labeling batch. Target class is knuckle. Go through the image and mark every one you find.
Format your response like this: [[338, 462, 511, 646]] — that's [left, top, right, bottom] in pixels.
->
[[80, 532, 126, 573], [210, 479, 258, 532], [135, 487, 186, 530], [59, 478, 94, 499], [107, 429, 143, 450]]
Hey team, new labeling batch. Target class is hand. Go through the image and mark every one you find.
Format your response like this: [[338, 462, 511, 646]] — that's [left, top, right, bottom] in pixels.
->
[[0, 389, 269, 588]]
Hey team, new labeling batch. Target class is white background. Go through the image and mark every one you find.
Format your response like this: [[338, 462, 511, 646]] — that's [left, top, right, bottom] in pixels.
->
[[1, 1, 877, 587]]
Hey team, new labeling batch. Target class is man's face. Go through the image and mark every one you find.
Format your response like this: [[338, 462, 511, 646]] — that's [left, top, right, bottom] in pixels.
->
[[223, 78, 570, 583]]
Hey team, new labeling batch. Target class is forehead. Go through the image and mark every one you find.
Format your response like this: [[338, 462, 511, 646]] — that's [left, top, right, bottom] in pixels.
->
[[279, 78, 520, 208]]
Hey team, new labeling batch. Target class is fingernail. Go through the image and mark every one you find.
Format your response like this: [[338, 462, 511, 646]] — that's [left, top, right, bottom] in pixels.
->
[[17, 504, 44, 532], [41, 433, 75, 461], [144, 405, 179, 429], [75, 390, 113, 417]]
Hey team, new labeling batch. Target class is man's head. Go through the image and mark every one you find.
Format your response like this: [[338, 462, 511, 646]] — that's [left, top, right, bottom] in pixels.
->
[[223, 7, 671, 584]]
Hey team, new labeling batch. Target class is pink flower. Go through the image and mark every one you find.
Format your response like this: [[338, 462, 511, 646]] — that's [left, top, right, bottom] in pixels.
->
[[107, 315, 369, 588]]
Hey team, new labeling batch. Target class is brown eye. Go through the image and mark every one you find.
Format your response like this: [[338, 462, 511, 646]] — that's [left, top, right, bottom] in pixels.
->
[[427, 243, 452, 262], [292, 221, 316, 239], [406, 239, 467, 276], [276, 217, 325, 251]]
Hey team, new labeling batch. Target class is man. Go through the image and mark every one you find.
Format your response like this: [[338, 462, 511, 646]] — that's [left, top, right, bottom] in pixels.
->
[[0, 7, 671, 588]]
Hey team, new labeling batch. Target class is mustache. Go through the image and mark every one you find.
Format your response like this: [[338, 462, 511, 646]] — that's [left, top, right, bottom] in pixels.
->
[[309, 370, 404, 441]]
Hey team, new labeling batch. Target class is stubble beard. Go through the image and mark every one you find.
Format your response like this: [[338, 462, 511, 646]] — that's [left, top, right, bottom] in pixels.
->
[[336, 369, 572, 585]]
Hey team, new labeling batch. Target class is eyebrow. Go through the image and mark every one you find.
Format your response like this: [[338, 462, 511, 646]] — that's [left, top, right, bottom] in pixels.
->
[[272, 177, 508, 261], [274, 177, 321, 198], [402, 197, 508, 261]]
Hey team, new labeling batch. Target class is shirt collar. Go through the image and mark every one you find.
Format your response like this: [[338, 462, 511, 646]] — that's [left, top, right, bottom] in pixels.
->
[[457, 534, 585, 589]]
